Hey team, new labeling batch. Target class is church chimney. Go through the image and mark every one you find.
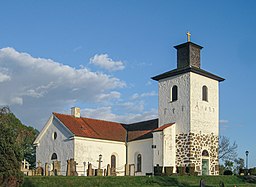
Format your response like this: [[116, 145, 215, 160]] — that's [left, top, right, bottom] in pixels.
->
[[174, 32, 203, 69], [71, 107, 80, 118]]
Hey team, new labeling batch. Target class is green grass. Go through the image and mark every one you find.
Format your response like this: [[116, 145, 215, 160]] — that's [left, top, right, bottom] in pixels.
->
[[22, 175, 256, 187]]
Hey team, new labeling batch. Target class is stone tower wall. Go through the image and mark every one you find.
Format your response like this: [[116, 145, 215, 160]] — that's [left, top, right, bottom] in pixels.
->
[[176, 132, 219, 175]]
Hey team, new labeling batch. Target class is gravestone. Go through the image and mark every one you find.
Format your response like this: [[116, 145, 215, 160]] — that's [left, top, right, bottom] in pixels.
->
[[106, 164, 111, 176], [125, 164, 129, 176], [164, 166, 173, 176], [53, 161, 61, 176], [219, 181, 225, 187], [35, 163, 44, 176], [111, 167, 116, 176], [129, 164, 135, 176], [20, 159, 30, 175], [187, 164, 195, 175], [95, 169, 103, 176], [66, 160, 70, 176], [66, 158, 78, 176], [45, 163, 49, 176], [154, 165, 163, 176], [28, 170, 34, 176], [200, 179, 205, 187], [87, 163, 93, 176]]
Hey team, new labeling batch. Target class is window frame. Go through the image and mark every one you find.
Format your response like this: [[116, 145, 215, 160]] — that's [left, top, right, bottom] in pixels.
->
[[171, 85, 178, 102], [51, 153, 57, 160], [111, 155, 116, 169], [137, 154, 142, 172], [202, 85, 208, 102]]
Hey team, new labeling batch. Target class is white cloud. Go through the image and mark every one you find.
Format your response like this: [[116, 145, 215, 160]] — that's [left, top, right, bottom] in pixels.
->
[[146, 80, 152, 86], [0, 72, 11, 82], [141, 91, 157, 97], [11, 97, 23, 105], [131, 93, 139, 100], [219, 119, 229, 125], [0, 47, 126, 129], [0, 67, 11, 82], [131, 91, 157, 100], [117, 101, 144, 113], [90, 54, 125, 71], [96, 91, 121, 102], [81, 106, 158, 124]]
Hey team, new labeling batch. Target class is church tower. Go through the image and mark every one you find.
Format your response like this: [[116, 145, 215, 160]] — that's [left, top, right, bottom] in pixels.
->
[[152, 34, 224, 175]]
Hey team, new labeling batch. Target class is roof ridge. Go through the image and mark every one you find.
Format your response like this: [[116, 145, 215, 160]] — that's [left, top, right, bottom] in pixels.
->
[[127, 118, 158, 125], [53, 112, 124, 125], [53, 112, 127, 142]]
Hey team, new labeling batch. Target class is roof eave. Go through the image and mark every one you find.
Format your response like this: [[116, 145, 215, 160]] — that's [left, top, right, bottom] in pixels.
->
[[151, 67, 225, 82]]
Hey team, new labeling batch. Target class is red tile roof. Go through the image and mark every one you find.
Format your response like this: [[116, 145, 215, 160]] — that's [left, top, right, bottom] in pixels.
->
[[53, 113, 170, 142], [153, 123, 174, 132], [53, 113, 127, 142]]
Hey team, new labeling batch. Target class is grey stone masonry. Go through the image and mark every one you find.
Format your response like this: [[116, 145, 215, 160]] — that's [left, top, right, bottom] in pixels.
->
[[176, 132, 219, 175], [174, 42, 203, 69]]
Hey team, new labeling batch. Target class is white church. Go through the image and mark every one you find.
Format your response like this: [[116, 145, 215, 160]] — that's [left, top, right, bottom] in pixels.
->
[[34, 36, 224, 176]]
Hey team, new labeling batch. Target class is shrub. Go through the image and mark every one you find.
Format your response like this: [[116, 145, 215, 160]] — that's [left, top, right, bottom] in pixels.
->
[[249, 168, 256, 175], [223, 170, 233, 175]]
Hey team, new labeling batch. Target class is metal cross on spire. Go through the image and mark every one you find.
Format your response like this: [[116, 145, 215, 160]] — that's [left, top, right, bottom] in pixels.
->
[[186, 32, 191, 42]]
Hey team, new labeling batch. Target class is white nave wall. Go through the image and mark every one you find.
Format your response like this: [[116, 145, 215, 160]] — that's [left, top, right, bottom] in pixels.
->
[[74, 137, 126, 176]]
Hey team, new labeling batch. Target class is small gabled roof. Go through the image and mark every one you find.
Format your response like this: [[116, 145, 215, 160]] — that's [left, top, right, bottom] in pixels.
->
[[151, 66, 224, 82], [153, 123, 175, 132], [124, 119, 158, 141], [53, 113, 127, 142]]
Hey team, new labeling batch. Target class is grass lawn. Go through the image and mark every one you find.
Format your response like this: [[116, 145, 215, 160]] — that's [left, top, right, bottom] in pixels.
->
[[22, 175, 256, 187]]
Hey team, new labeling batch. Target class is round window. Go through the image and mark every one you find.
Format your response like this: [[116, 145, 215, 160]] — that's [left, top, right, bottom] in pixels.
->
[[53, 132, 57, 140]]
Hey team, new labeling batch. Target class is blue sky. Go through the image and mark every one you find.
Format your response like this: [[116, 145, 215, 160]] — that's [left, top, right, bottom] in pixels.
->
[[0, 1, 256, 167]]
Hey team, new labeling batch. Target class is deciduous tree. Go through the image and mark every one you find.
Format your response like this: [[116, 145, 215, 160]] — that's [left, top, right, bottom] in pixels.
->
[[219, 136, 238, 162], [0, 106, 38, 186]]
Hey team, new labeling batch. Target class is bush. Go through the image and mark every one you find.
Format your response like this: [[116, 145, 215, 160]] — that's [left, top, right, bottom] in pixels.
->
[[249, 168, 256, 175], [239, 168, 244, 175], [223, 170, 233, 175]]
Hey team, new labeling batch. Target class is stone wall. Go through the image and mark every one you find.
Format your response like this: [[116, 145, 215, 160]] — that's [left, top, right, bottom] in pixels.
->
[[176, 132, 219, 175]]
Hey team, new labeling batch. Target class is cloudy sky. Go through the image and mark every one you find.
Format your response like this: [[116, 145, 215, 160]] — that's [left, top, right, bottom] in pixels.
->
[[0, 1, 256, 166]]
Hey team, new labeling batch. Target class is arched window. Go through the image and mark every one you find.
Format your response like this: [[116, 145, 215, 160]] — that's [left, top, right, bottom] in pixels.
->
[[111, 155, 116, 169], [171, 85, 178, 102], [202, 150, 209, 157], [51, 153, 57, 160], [137, 154, 142, 172], [52, 132, 57, 140], [202, 85, 208, 101]]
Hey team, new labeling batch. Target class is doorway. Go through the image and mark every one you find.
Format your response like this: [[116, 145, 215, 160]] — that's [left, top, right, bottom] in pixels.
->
[[202, 159, 209, 175]]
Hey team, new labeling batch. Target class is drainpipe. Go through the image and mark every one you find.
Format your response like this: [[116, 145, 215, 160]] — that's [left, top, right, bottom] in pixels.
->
[[162, 132, 164, 173], [125, 128, 128, 173]]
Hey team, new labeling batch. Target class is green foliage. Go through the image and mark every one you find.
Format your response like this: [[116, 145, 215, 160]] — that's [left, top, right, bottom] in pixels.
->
[[249, 168, 256, 175], [220, 157, 245, 175], [223, 170, 233, 175], [19, 126, 39, 169], [233, 158, 245, 174], [0, 106, 38, 186], [0, 108, 23, 186]]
